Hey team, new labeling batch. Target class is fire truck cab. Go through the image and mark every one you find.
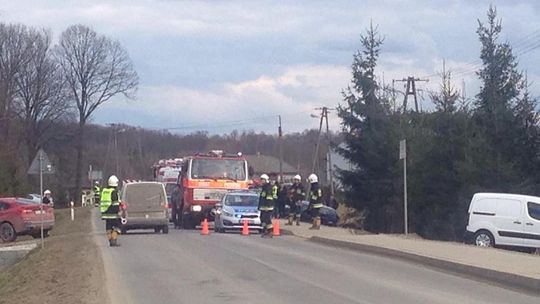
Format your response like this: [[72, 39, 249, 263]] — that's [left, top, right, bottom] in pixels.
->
[[178, 150, 249, 229]]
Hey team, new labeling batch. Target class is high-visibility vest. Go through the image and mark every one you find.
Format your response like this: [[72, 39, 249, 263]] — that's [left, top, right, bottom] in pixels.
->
[[259, 183, 274, 211], [93, 186, 101, 198], [272, 185, 278, 200], [100, 187, 119, 219]]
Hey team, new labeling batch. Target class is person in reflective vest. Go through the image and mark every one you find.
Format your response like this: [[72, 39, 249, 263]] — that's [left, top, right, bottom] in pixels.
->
[[308, 174, 323, 230], [258, 174, 274, 238], [93, 181, 101, 206], [287, 175, 305, 226], [271, 180, 279, 218], [100, 175, 122, 247]]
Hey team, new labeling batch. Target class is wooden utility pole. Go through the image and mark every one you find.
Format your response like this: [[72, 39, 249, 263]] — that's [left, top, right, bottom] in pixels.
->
[[309, 107, 334, 200], [278, 115, 283, 183]]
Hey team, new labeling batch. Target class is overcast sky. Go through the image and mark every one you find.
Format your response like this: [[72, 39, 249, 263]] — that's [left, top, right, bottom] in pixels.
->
[[2, 0, 540, 134]]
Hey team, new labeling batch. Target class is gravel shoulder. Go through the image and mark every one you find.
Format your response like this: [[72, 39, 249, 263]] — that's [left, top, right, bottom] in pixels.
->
[[0, 207, 108, 304]]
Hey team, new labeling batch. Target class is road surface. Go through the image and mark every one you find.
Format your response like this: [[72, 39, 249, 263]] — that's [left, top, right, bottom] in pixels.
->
[[93, 213, 539, 304]]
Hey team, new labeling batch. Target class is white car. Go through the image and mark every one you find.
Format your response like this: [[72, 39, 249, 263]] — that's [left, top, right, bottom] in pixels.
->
[[214, 191, 263, 233], [466, 193, 540, 251]]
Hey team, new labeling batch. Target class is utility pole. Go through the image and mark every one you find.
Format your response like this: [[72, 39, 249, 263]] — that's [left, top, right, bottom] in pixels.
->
[[278, 115, 283, 183], [113, 124, 119, 175], [324, 109, 335, 200], [393, 77, 429, 112], [309, 107, 334, 200]]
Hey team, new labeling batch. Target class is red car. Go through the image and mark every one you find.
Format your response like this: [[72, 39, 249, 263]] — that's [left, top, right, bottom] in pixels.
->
[[0, 198, 55, 243]]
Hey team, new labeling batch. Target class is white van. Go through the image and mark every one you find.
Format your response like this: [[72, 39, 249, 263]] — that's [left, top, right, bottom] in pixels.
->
[[466, 193, 540, 250]]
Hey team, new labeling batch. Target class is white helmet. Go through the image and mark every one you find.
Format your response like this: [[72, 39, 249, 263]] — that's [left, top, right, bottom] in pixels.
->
[[293, 175, 301, 181], [308, 174, 318, 183], [260, 174, 269, 183], [44, 190, 51, 195], [108, 175, 119, 187]]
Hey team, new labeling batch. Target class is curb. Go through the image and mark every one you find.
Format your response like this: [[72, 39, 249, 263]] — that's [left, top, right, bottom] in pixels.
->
[[309, 236, 540, 296]]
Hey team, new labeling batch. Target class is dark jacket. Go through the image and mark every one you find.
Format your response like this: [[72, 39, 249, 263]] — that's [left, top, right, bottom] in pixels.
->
[[258, 183, 274, 211], [289, 182, 305, 203], [309, 182, 323, 209]]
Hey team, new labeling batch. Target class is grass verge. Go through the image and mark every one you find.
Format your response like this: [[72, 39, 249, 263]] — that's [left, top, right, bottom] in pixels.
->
[[0, 207, 108, 304]]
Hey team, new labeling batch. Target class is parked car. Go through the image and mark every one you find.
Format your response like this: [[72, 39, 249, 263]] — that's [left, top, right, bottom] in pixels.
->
[[465, 193, 540, 251], [214, 190, 263, 233], [299, 201, 339, 226], [0, 198, 55, 242], [26, 194, 42, 204], [120, 182, 169, 234]]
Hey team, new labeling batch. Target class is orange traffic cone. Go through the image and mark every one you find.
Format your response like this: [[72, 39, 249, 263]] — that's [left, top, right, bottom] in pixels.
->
[[273, 219, 280, 236], [242, 220, 250, 236], [201, 218, 210, 235]]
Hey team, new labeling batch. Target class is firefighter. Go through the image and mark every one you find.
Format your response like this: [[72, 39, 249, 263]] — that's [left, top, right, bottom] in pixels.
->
[[93, 181, 101, 207], [308, 173, 323, 230], [258, 174, 275, 238], [287, 175, 305, 226], [42, 190, 53, 205], [271, 179, 279, 218], [100, 175, 123, 247], [171, 183, 181, 229]]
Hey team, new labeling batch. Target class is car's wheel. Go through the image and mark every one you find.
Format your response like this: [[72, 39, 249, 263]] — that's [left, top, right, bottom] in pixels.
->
[[474, 230, 494, 247], [43, 229, 50, 238], [0, 222, 16, 242], [162, 225, 169, 234], [121, 227, 127, 234], [154, 227, 161, 233]]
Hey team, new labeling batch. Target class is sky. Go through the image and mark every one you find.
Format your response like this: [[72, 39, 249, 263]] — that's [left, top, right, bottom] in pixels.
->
[[2, 0, 540, 134]]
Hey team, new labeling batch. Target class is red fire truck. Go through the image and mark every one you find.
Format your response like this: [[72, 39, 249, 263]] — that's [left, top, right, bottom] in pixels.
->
[[177, 150, 249, 229]]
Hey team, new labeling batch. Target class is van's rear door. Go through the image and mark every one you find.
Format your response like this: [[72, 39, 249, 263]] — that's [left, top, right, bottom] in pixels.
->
[[124, 183, 167, 219]]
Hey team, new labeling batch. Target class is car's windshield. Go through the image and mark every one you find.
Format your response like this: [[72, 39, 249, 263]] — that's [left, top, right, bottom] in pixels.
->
[[190, 159, 246, 181], [224, 194, 259, 207]]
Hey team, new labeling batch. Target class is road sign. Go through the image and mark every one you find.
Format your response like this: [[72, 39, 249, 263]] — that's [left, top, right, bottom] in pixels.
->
[[399, 139, 406, 160], [27, 148, 54, 250], [28, 149, 55, 175], [88, 170, 103, 181]]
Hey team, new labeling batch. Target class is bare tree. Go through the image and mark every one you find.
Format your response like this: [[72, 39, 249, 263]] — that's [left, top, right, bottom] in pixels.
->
[[0, 23, 34, 138], [13, 28, 72, 165], [429, 61, 459, 113], [55, 24, 138, 203]]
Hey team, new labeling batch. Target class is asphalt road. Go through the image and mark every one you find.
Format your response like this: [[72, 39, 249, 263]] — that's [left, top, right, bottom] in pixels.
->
[[93, 214, 539, 304]]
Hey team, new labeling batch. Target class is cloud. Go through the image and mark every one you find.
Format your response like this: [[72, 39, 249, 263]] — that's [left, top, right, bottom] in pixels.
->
[[3, 0, 540, 133], [94, 64, 350, 133]]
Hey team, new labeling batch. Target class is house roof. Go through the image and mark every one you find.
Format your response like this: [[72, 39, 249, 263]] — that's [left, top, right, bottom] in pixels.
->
[[245, 154, 297, 174]]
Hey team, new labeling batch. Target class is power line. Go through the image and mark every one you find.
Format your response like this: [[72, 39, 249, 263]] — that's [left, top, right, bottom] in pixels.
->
[[421, 27, 540, 79], [160, 110, 311, 131]]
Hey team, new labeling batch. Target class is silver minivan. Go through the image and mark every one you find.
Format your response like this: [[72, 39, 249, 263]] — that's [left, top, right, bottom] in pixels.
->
[[120, 182, 169, 234]]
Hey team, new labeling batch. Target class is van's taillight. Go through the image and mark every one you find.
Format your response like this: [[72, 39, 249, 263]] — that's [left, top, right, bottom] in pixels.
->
[[120, 202, 127, 210]]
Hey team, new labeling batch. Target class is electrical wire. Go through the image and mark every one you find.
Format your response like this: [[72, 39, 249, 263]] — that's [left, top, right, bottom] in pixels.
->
[[421, 27, 540, 79], [160, 110, 312, 131]]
